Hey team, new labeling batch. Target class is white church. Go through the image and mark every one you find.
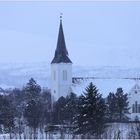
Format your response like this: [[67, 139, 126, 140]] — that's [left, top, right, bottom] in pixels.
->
[[50, 17, 140, 121]]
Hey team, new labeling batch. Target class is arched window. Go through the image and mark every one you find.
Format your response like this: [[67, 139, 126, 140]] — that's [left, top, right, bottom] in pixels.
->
[[53, 71, 56, 81], [132, 101, 140, 113], [63, 70, 67, 81]]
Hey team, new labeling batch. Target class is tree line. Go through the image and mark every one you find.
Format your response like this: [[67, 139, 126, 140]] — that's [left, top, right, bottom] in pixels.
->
[[0, 78, 130, 139]]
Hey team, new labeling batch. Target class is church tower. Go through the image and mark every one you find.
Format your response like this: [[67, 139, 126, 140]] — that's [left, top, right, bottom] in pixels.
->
[[51, 16, 72, 100]]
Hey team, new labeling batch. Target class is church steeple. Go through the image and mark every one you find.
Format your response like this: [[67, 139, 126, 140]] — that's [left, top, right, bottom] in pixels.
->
[[51, 16, 72, 100], [51, 16, 72, 64]]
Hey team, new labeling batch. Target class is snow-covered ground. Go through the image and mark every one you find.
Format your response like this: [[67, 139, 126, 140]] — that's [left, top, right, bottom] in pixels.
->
[[0, 62, 139, 97], [103, 122, 140, 139], [0, 123, 139, 139]]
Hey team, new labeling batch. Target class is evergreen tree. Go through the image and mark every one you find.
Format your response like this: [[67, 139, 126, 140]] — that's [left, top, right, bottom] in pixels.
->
[[115, 88, 130, 121], [53, 96, 67, 124], [73, 82, 106, 138], [73, 95, 86, 135], [40, 90, 52, 126], [0, 95, 15, 138], [106, 92, 117, 121], [65, 92, 78, 124], [23, 78, 41, 101], [24, 99, 43, 139], [106, 88, 130, 122], [23, 78, 42, 139]]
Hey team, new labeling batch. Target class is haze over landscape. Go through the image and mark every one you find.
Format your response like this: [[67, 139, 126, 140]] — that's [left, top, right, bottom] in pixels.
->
[[0, 1, 139, 97], [0, 1, 140, 67], [0, 2, 140, 139]]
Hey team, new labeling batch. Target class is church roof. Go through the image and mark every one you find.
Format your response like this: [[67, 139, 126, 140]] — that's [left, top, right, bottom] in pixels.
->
[[72, 78, 135, 98], [51, 19, 72, 64], [133, 83, 140, 90], [130, 83, 140, 93]]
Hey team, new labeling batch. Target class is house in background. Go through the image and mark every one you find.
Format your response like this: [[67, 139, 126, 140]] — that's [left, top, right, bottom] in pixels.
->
[[128, 82, 140, 120]]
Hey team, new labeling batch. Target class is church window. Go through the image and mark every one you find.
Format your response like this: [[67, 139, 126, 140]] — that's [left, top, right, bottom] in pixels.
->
[[138, 104, 140, 113], [53, 71, 56, 81], [63, 70, 67, 81], [136, 101, 138, 113], [132, 101, 140, 113], [132, 104, 134, 113]]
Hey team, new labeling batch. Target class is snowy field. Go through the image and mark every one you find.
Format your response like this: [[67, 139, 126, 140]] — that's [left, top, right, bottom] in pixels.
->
[[0, 123, 139, 139]]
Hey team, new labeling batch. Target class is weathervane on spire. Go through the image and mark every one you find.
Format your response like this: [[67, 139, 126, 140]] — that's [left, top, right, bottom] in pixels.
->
[[60, 13, 63, 22]]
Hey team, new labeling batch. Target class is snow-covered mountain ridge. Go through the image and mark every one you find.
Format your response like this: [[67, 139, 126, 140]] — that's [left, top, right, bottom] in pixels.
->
[[73, 65, 140, 79]]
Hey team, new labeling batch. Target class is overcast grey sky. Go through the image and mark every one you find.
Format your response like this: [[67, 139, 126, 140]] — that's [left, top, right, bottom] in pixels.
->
[[0, 1, 140, 67]]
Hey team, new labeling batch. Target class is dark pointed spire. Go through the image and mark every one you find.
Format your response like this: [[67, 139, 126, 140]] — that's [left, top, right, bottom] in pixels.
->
[[51, 15, 72, 64]]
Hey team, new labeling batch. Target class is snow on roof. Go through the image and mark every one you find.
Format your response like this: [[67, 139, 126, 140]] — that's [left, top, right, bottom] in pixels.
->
[[72, 78, 136, 98], [72, 66, 140, 98]]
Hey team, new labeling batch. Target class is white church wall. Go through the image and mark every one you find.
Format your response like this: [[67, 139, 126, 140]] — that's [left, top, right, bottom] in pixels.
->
[[51, 63, 72, 100]]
